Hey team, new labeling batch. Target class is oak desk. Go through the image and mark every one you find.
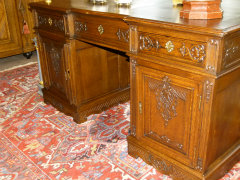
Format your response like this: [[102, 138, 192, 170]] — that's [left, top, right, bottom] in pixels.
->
[[30, 0, 240, 179]]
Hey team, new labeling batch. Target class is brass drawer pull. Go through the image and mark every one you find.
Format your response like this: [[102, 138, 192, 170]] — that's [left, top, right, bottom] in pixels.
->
[[165, 40, 174, 52], [98, 25, 104, 35]]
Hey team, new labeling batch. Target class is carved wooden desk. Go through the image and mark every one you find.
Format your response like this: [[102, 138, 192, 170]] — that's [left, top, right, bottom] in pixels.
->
[[30, 0, 240, 179]]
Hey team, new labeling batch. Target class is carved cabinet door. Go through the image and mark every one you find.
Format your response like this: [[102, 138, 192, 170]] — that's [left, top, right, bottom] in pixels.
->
[[134, 64, 203, 167], [40, 38, 72, 102]]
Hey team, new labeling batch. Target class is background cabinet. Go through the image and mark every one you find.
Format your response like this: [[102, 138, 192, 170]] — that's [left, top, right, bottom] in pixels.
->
[[0, 0, 41, 58]]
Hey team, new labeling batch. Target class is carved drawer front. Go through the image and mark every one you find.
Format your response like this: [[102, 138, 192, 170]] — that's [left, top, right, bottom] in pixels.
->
[[135, 65, 202, 167], [137, 32, 207, 68], [74, 14, 129, 52], [37, 12, 65, 34]]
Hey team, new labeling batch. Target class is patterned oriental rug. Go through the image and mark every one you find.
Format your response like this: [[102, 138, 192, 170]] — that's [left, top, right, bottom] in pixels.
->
[[0, 63, 239, 180]]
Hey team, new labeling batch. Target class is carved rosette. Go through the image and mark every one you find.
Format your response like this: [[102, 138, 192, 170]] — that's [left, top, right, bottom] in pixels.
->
[[180, 43, 206, 63], [147, 76, 186, 126], [116, 29, 129, 42]]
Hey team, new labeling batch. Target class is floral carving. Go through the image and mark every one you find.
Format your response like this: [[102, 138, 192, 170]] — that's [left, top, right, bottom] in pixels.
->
[[147, 76, 186, 126], [180, 43, 206, 63]]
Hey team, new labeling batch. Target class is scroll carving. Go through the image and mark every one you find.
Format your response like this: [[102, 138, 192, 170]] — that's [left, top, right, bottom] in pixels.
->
[[146, 131, 183, 150], [38, 15, 64, 31], [180, 43, 206, 63], [116, 29, 129, 42], [74, 21, 87, 32], [147, 76, 186, 126], [139, 35, 160, 50]]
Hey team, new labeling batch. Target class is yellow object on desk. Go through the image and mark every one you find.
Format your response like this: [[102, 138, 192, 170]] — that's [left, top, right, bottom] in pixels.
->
[[172, 0, 183, 5]]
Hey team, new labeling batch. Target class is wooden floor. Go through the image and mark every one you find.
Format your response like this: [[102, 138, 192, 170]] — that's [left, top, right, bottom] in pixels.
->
[[0, 52, 38, 71]]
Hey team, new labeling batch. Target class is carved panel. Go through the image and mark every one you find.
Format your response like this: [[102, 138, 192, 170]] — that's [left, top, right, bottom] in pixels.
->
[[223, 36, 240, 68], [147, 76, 187, 126], [38, 14, 64, 32], [116, 28, 129, 42]]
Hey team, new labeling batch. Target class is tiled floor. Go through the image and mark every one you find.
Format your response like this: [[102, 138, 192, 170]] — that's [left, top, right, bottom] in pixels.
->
[[0, 52, 38, 71]]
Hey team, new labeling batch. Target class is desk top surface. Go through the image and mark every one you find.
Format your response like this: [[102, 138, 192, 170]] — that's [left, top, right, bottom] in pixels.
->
[[30, 0, 240, 35]]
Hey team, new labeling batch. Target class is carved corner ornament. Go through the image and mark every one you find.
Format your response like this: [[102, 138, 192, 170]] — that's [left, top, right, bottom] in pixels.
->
[[147, 76, 186, 126]]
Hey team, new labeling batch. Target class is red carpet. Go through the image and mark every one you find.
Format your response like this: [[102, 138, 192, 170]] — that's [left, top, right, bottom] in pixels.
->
[[0, 63, 239, 180]]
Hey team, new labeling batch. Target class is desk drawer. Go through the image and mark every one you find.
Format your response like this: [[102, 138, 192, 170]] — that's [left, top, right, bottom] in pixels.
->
[[137, 31, 207, 68], [37, 11, 65, 34], [74, 14, 129, 52]]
